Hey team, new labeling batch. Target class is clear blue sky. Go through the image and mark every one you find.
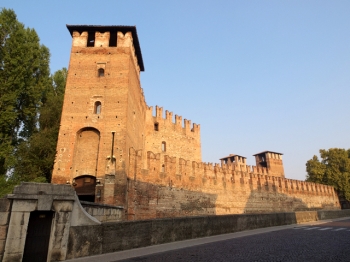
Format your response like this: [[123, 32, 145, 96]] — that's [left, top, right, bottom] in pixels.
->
[[2, 1, 350, 180]]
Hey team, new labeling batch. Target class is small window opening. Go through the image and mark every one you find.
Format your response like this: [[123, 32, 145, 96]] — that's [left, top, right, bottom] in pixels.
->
[[162, 141, 166, 152], [87, 31, 95, 47], [162, 164, 165, 172], [154, 123, 159, 131], [98, 68, 105, 77], [94, 101, 102, 114]]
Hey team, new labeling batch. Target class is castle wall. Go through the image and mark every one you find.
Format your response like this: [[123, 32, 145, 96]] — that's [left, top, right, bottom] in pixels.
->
[[144, 106, 201, 168], [124, 35, 147, 174], [127, 149, 340, 220]]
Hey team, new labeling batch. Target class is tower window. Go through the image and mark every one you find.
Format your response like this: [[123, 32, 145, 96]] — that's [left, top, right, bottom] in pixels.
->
[[98, 68, 105, 77], [94, 101, 101, 114], [154, 123, 159, 131], [161, 164, 165, 172], [162, 141, 166, 152]]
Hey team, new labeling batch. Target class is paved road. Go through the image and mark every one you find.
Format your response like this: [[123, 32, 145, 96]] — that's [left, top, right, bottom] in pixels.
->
[[66, 218, 350, 262], [120, 219, 350, 262]]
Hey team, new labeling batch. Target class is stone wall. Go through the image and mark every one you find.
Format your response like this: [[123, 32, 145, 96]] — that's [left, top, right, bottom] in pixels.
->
[[2, 183, 100, 262], [0, 198, 12, 261], [66, 210, 350, 260], [80, 201, 124, 222]]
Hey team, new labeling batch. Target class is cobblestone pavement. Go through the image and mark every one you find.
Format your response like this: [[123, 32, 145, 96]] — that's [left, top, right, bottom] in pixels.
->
[[119, 219, 350, 262]]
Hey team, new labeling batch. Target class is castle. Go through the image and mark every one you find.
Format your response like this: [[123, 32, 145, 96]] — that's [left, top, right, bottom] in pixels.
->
[[51, 25, 340, 220]]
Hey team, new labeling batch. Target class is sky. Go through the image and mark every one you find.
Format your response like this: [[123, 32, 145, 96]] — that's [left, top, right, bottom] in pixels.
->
[[2, 1, 350, 181]]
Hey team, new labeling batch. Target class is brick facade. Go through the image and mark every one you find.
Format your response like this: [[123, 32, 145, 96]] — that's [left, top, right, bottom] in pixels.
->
[[51, 25, 340, 220]]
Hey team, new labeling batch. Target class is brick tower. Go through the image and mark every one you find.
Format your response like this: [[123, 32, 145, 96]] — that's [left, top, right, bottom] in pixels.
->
[[51, 25, 146, 206], [253, 151, 285, 178]]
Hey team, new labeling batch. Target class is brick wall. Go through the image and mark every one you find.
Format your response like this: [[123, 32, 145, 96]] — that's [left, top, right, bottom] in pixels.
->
[[127, 149, 340, 220]]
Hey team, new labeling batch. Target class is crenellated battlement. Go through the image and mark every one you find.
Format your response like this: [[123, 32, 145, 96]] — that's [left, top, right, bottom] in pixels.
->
[[165, 110, 173, 121], [129, 148, 337, 198], [72, 31, 88, 47], [146, 105, 200, 135], [95, 31, 110, 47], [67, 25, 144, 72], [175, 115, 182, 127], [117, 31, 140, 74]]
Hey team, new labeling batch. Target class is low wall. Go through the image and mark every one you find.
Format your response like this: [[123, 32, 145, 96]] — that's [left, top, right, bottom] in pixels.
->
[[318, 210, 350, 220], [66, 210, 350, 259], [80, 201, 124, 222]]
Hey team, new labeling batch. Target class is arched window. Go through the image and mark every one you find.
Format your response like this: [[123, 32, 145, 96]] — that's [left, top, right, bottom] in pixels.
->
[[94, 101, 101, 114], [161, 141, 166, 152], [154, 122, 159, 131], [98, 68, 104, 77]]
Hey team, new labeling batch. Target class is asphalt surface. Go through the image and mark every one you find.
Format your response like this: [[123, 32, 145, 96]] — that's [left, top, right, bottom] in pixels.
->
[[66, 217, 350, 262], [120, 219, 350, 262]]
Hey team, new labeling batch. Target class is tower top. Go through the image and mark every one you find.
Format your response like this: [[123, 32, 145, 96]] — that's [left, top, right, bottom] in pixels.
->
[[219, 154, 246, 160], [253, 150, 283, 156], [66, 25, 144, 71], [220, 154, 246, 165]]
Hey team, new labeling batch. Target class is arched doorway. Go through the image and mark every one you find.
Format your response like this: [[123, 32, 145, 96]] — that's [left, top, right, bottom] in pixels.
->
[[72, 127, 100, 178], [73, 175, 97, 202]]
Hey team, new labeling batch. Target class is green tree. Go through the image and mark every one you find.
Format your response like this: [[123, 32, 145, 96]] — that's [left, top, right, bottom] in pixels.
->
[[0, 9, 67, 196], [306, 148, 350, 201], [12, 68, 66, 184], [0, 8, 50, 175]]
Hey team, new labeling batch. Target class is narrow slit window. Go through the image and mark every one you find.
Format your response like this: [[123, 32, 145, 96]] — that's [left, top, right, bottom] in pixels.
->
[[161, 164, 165, 172], [98, 68, 105, 77], [161, 141, 166, 152], [154, 122, 159, 131], [94, 101, 102, 114]]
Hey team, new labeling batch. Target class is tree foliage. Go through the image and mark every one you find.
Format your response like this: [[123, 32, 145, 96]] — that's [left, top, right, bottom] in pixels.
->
[[0, 8, 50, 174], [306, 148, 350, 201], [12, 68, 67, 183], [0, 8, 66, 196]]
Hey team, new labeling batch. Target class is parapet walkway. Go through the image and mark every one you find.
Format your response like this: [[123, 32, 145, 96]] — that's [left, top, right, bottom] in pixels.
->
[[65, 217, 350, 262]]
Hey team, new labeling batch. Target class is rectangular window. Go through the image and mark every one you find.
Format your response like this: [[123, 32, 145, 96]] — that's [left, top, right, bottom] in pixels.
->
[[154, 123, 159, 131]]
